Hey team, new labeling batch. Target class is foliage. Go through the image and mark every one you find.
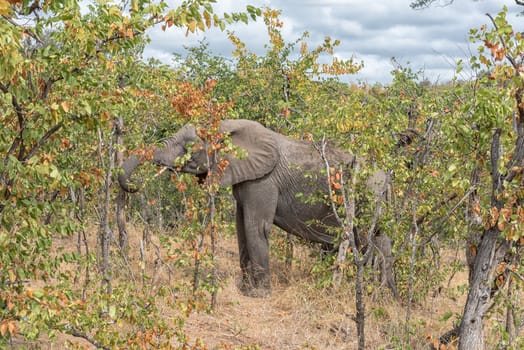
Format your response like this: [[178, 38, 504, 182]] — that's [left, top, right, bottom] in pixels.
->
[[1, 0, 523, 348], [224, 8, 362, 135], [456, 7, 524, 349], [0, 0, 260, 347]]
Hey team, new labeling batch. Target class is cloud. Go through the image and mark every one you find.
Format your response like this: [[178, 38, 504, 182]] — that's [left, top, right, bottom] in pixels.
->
[[143, 0, 522, 83]]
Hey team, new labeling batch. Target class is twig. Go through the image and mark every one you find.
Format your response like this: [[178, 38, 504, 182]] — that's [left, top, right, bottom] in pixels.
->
[[486, 13, 520, 71], [65, 326, 110, 350]]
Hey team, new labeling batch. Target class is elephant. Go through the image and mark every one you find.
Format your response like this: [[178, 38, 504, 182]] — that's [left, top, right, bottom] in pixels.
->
[[118, 119, 395, 297]]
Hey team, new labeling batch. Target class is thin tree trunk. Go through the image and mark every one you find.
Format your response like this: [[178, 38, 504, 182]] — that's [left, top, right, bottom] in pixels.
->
[[98, 125, 115, 295], [209, 190, 218, 309], [285, 233, 294, 270], [114, 117, 128, 254], [466, 159, 483, 284], [193, 217, 207, 293], [354, 262, 365, 350], [505, 276, 515, 344], [405, 203, 419, 343], [318, 138, 388, 350]]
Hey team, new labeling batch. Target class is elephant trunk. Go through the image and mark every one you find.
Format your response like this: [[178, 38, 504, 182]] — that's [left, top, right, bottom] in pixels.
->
[[118, 125, 200, 193], [118, 155, 143, 193]]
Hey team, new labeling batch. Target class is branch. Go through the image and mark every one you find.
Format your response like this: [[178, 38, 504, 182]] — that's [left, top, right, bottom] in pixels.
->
[[22, 122, 64, 162], [317, 137, 345, 227], [1, 14, 43, 44], [418, 189, 474, 247], [360, 172, 390, 266], [0, 83, 28, 160], [65, 326, 110, 350], [491, 128, 503, 205], [505, 90, 524, 182], [416, 193, 459, 227], [0, 82, 9, 94], [3, 138, 21, 166], [486, 13, 520, 72], [40, 77, 62, 101]]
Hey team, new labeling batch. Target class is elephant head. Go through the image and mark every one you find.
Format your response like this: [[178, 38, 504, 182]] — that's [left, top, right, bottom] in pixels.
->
[[118, 120, 281, 192]]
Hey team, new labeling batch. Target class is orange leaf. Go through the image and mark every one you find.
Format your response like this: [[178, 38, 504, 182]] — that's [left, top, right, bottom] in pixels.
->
[[8, 322, 16, 336], [0, 320, 17, 337], [60, 101, 70, 113], [0, 322, 7, 336], [500, 207, 512, 221], [490, 207, 499, 227], [331, 182, 342, 190], [469, 244, 477, 258]]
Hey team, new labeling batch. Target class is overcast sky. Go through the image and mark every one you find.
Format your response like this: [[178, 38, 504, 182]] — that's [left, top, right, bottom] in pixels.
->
[[144, 0, 522, 84]]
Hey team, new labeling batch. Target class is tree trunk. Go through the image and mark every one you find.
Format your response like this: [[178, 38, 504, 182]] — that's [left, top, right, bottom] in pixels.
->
[[355, 261, 365, 350], [114, 117, 128, 254], [97, 125, 115, 295], [459, 129, 504, 349], [458, 227, 499, 350]]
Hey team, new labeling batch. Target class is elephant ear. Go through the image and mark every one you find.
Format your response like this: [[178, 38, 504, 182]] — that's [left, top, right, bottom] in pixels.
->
[[219, 120, 280, 186]]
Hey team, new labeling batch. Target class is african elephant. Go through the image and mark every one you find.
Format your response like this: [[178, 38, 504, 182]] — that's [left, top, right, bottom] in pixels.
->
[[118, 119, 395, 297]]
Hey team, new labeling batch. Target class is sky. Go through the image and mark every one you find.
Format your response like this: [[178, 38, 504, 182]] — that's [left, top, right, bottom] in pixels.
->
[[143, 0, 522, 84]]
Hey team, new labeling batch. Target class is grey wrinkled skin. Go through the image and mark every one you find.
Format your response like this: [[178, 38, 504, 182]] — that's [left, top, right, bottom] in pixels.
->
[[119, 119, 387, 297]]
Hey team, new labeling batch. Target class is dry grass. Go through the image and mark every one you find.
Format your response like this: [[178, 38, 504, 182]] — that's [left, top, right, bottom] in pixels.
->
[[186, 250, 467, 350], [139, 226, 467, 350], [19, 224, 470, 349]]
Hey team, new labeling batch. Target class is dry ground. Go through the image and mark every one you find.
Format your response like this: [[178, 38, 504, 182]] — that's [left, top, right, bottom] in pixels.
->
[[177, 235, 468, 350], [15, 225, 469, 350]]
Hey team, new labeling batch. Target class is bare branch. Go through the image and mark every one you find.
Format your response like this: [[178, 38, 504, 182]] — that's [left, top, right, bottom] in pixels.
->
[[65, 326, 110, 350], [410, 0, 454, 10], [317, 137, 344, 227]]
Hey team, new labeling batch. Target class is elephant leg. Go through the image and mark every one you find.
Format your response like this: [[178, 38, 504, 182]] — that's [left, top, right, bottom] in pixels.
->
[[373, 232, 398, 298], [234, 180, 278, 297], [235, 203, 253, 293]]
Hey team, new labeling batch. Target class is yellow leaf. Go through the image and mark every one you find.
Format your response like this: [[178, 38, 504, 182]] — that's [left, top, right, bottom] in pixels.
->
[[187, 19, 197, 33], [197, 18, 205, 32], [203, 10, 211, 28], [8, 270, 15, 283], [0, 0, 12, 16]]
